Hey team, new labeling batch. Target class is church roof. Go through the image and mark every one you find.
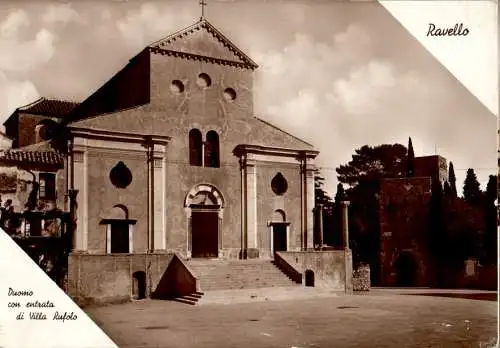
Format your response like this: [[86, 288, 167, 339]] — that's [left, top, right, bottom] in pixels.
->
[[17, 98, 80, 118], [0, 141, 64, 166], [4, 97, 81, 128], [148, 18, 258, 70]]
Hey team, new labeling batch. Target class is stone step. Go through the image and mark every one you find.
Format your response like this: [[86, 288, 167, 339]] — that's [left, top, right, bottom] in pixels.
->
[[187, 260, 299, 292], [172, 291, 205, 305], [198, 280, 296, 288], [197, 287, 342, 305]]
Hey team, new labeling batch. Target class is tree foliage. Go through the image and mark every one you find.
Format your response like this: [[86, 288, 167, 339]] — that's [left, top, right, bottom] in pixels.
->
[[482, 175, 498, 265], [336, 143, 408, 279], [463, 168, 483, 206], [314, 172, 332, 206], [334, 183, 346, 203], [407, 137, 415, 177], [448, 162, 457, 197], [336, 144, 408, 187]]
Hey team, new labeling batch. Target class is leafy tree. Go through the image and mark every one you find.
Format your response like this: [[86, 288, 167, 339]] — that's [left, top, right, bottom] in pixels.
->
[[463, 168, 483, 206], [314, 172, 334, 247], [448, 162, 457, 197], [334, 183, 346, 203], [336, 143, 408, 282], [482, 175, 498, 265], [314, 172, 332, 206], [336, 144, 408, 187]]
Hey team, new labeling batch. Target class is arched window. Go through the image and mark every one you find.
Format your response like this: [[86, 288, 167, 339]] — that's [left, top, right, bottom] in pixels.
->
[[189, 129, 203, 166], [204, 131, 220, 168]]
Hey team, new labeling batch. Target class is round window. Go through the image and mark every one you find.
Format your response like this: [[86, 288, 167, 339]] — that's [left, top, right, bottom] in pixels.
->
[[197, 73, 212, 88], [271, 172, 288, 195], [110, 161, 133, 189], [170, 80, 185, 94], [223, 88, 237, 101]]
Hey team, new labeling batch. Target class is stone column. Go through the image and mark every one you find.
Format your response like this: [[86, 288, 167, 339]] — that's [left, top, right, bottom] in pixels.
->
[[239, 157, 247, 259], [245, 159, 258, 258], [341, 200, 353, 294], [69, 189, 79, 251], [153, 154, 165, 252], [341, 201, 350, 249], [147, 142, 154, 252], [106, 224, 111, 254], [317, 204, 324, 248], [305, 164, 315, 250]]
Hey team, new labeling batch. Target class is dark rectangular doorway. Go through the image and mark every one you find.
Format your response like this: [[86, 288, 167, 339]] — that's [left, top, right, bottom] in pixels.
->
[[191, 211, 219, 258], [111, 221, 129, 253], [272, 223, 287, 253]]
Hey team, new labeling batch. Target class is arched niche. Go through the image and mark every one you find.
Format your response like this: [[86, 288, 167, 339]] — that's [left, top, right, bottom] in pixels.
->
[[100, 204, 136, 254], [268, 209, 290, 255], [184, 184, 225, 258]]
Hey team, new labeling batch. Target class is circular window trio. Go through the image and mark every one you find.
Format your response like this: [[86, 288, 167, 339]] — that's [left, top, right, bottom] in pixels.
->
[[170, 73, 237, 101]]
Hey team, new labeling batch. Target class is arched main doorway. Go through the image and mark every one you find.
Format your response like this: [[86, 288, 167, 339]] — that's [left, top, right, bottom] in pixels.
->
[[394, 252, 418, 287], [185, 184, 224, 258]]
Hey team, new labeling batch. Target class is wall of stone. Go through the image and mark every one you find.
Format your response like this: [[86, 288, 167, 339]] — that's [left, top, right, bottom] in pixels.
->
[[70, 48, 315, 259], [16, 114, 61, 148], [68, 252, 174, 306], [353, 264, 371, 291], [378, 177, 432, 287], [83, 146, 149, 253], [278, 250, 351, 291], [256, 163, 302, 256]]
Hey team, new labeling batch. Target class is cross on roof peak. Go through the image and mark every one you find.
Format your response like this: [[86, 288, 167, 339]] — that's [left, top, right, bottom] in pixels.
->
[[199, 0, 207, 19]]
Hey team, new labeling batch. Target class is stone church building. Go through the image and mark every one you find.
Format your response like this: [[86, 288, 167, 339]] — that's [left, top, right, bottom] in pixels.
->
[[1, 17, 352, 303], [64, 17, 318, 259]]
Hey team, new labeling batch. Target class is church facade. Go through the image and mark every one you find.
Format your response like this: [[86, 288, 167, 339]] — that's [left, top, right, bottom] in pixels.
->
[[3, 18, 318, 262]]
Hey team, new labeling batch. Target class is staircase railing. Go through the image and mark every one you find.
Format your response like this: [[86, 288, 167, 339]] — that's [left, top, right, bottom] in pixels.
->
[[274, 252, 303, 284]]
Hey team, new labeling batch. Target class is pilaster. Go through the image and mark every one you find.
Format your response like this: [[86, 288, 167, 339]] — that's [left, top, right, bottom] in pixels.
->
[[245, 159, 258, 257], [305, 165, 315, 249]]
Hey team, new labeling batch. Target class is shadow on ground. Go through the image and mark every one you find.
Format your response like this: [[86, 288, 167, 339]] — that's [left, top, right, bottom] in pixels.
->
[[408, 292, 497, 302]]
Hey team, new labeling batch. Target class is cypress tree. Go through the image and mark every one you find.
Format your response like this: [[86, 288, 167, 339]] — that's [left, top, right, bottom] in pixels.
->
[[463, 168, 482, 206], [407, 137, 415, 177], [448, 162, 457, 197]]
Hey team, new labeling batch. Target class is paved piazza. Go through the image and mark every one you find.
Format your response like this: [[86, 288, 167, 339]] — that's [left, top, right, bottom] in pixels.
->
[[86, 290, 498, 348]]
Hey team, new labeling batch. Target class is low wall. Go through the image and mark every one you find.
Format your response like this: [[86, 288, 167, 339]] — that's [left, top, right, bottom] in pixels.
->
[[461, 265, 497, 291], [353, 264, 371, 291], [277, 250, 352, 292], [68, 252, 175, 306]]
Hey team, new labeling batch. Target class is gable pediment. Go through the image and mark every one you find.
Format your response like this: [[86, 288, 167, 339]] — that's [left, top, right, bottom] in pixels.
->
[[148, 19, 258, 70]]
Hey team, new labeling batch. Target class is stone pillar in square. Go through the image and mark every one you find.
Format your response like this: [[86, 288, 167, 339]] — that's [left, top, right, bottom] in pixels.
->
[[341, 201, 350, 250], [305, 163, 315, 250]]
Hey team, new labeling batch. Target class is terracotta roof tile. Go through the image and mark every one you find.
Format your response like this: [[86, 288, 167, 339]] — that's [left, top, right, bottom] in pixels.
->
[[18, 98, 80, 118], [0, 149, 64, 166]]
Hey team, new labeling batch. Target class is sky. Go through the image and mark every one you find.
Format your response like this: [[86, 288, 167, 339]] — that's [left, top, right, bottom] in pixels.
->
[[0, 0, 496, 196]]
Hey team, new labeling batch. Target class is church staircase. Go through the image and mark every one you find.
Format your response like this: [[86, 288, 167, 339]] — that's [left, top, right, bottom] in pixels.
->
[[186, 259, 300, 292]]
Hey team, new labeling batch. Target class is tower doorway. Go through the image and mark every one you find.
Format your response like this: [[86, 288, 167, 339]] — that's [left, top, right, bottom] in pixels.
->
[[395, 252, 418, 287]]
